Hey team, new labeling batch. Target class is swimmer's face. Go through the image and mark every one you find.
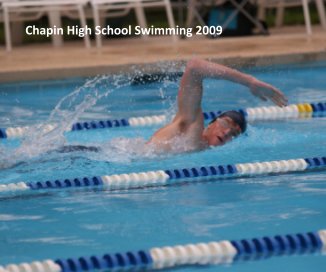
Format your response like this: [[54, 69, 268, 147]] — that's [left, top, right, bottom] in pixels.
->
[[202, 116, 242, 146]]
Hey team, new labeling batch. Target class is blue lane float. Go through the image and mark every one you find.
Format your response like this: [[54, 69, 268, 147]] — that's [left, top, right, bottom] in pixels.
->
[[1, 230, 325, 271], [1, 102, 325, 139], [71, 119, 130, 131], [0, 128, 7, 139], [0, 156, 325, 195]]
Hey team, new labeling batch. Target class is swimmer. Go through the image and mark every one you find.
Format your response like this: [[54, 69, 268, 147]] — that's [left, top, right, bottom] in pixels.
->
[[148, 58, 287, 152], [50, 58, 287, 155]]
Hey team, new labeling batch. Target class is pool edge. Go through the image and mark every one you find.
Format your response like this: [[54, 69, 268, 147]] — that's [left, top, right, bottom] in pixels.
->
[[1, 51, 326, 84]]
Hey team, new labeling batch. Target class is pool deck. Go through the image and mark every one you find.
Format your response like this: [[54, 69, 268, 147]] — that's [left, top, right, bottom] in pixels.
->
[[0, 26, 326, 83]]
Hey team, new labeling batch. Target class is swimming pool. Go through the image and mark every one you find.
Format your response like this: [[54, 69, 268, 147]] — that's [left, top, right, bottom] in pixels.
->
[[0, 61, 326, 271]]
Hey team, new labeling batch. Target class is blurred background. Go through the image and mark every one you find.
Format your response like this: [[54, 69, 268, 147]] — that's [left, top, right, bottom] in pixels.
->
[[0, 0, 325, 49]]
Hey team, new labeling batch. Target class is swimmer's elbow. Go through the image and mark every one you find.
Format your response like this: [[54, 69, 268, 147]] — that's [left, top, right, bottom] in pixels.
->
[[185, 58, 205, 76]]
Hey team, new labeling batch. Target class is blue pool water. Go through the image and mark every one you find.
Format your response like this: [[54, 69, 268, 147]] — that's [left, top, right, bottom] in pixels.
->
[[0, 62, 326, 271]]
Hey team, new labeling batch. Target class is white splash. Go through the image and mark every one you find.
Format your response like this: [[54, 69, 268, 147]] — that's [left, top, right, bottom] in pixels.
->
[[0, 75, 128, 169]]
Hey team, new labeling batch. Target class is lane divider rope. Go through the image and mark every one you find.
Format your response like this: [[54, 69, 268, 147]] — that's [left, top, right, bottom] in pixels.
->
[[1, 102, 325, 139], [0, 156, 325, 195], [1, 230, 325, 271]]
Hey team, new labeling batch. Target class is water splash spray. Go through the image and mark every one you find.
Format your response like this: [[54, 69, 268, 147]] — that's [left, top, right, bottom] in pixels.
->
[[0, 75, 129, 168]]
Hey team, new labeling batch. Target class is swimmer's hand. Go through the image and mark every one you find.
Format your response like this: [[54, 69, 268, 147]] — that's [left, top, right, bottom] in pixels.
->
[[249, 78, 288, 107]]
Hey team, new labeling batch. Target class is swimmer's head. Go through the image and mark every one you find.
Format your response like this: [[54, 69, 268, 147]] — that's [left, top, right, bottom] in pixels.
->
[[202, 110, 246, 146]]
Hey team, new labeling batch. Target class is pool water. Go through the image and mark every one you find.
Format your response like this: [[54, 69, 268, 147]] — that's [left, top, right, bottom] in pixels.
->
[[0, 62, 326, 271]]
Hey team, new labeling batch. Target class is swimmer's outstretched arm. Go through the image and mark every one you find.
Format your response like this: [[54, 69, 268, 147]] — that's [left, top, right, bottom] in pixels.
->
[[176, 58, 288, 122]]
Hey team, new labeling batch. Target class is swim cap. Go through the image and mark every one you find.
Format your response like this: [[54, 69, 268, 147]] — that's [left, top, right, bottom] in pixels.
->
[[210, 110, 247, 133]]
